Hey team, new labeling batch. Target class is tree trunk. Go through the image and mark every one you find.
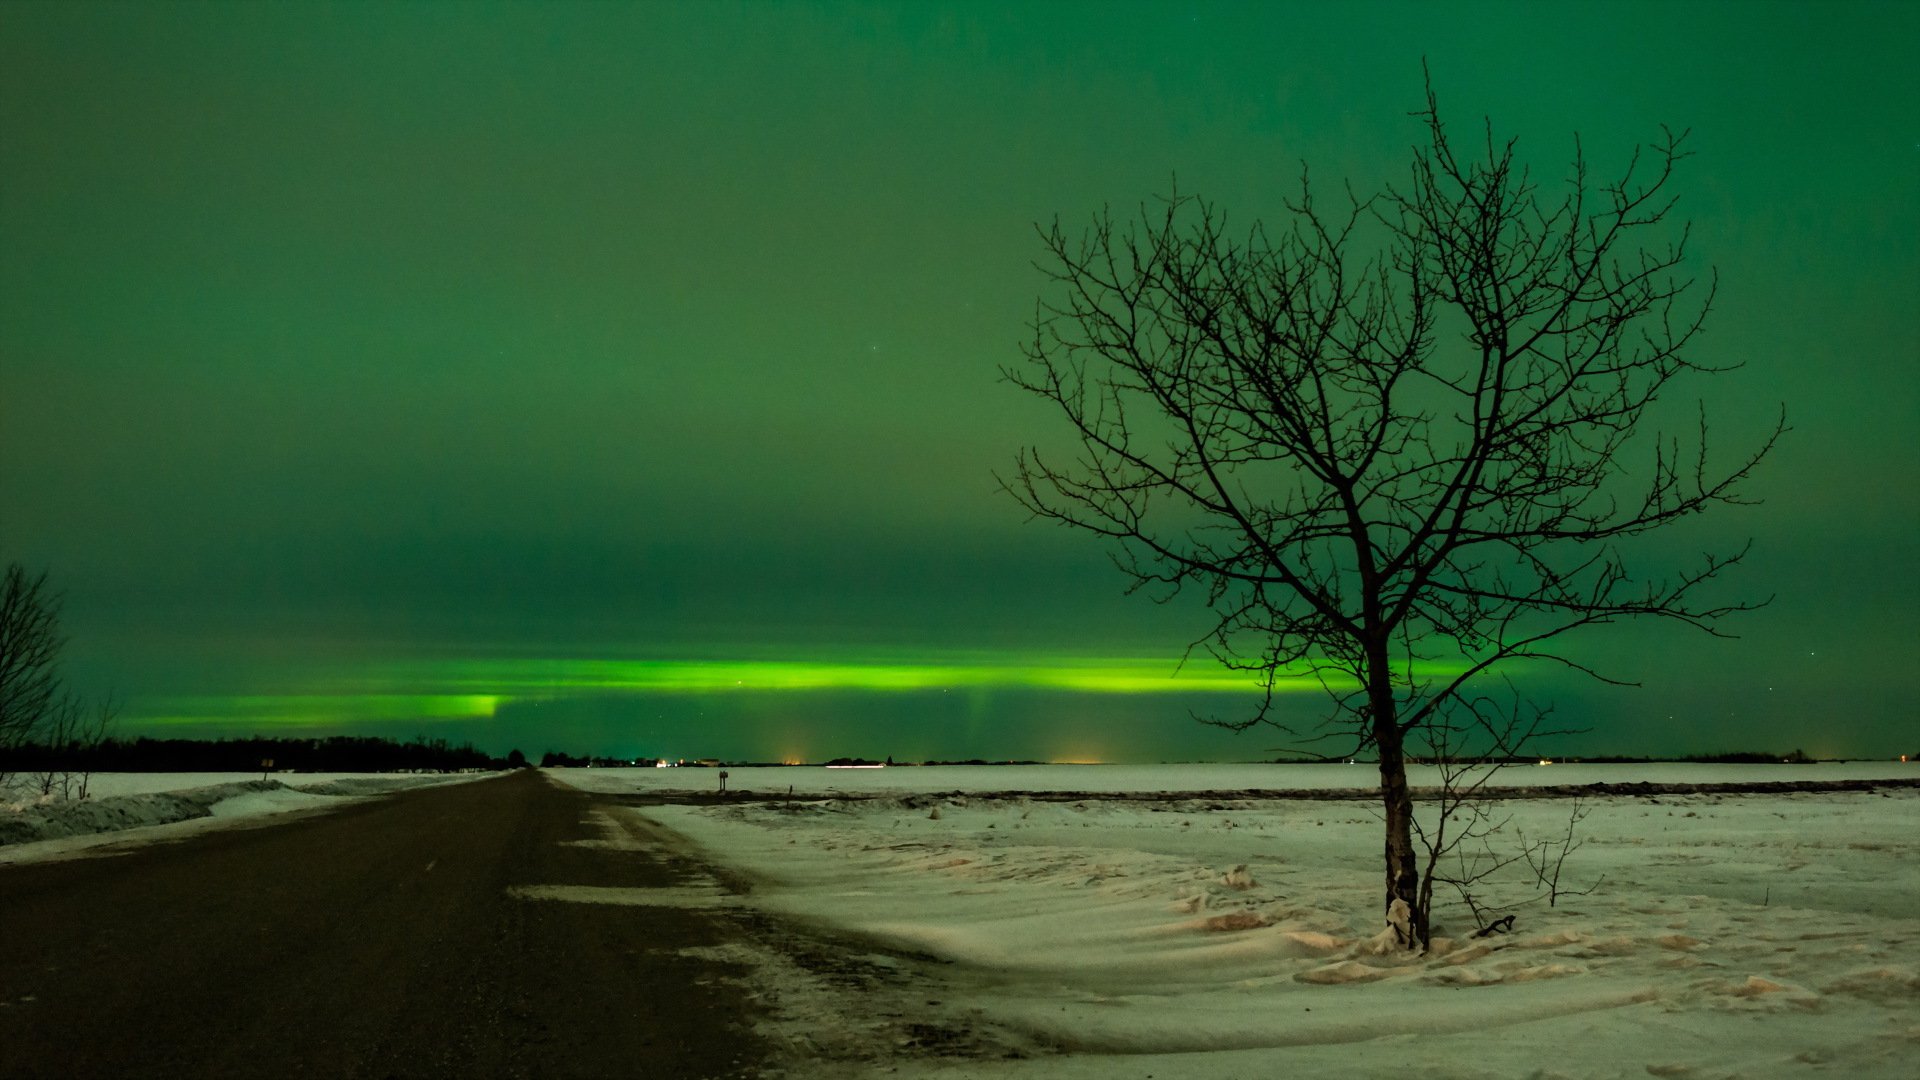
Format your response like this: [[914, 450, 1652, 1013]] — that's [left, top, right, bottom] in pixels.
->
[[1373, 696, 1426, 949]]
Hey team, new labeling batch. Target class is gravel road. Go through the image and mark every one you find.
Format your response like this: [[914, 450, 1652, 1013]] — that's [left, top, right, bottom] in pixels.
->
[[0, 769, 770, 1078]]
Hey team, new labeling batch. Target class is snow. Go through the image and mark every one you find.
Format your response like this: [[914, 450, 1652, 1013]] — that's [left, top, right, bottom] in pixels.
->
[[0, 772, 486, 862], [553, 759, 1918, 797], [548, 764, 1920, 1078], [78, 771, 450, 800]]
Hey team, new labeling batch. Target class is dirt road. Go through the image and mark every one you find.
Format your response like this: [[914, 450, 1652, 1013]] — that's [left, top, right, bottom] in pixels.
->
[[0, 770, 770, 1078]]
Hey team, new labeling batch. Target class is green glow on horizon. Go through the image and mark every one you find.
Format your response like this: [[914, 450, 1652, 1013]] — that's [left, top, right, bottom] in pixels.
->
[[387, 655, 1344, 696], [135, 694, 503, 729], [121, 651, 1486, 732], [3, 1, 1911, 761]]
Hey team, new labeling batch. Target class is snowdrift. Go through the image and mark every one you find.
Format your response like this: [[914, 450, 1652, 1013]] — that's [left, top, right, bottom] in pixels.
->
[[547, 767, 1920, 1078], [0, 774, 479, 849]]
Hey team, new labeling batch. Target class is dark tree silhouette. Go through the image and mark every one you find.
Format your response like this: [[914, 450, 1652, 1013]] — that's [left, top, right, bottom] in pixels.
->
[[1, 562, 66, 786], [1004, 81, 1782, 948], [2, 560, 122, 798], [22, 734, 506, 773]]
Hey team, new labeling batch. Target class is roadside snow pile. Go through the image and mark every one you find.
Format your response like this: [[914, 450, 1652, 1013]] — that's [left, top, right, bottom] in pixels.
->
[[0, 774, 477, 848], [574, 770, 1920, 1079], [0, 781, 283, 845], [67, 771, 479, 800], [289, 776, 468, 797]]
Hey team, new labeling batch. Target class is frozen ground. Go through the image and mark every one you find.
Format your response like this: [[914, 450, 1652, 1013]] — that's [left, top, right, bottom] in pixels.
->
[[556, 760, 1918, 797], [0, 772, 488, 861], [551, 765, 1919, 1079]]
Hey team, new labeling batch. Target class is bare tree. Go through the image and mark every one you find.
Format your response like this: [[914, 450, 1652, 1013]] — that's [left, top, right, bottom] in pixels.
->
[[29, 690, 119, 801], [1, 561, 67, 792], [1003, 79, 1781, 949], [1408, 688, 1538, 933]]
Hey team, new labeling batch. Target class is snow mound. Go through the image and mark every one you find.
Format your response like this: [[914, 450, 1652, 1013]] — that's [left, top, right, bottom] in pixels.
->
[[1296, 959, 1395, 984], [289, 776, 456, 796], [0, 773, 476, 850], [1820, 966, 1920, 1002], [0, 781, 281, 845]]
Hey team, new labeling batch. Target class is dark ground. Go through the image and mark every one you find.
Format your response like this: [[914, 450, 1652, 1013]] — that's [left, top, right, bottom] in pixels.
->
[[0, 769, 773, 1079]]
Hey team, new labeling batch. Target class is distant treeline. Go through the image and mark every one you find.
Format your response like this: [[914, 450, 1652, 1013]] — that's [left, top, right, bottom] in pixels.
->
[[1558, 750, 1819, 765], [538, 751, 659, 768], [2, 735, 508, 773], [3, 738, 1865, 776], [1276, 749, 1827, 765]]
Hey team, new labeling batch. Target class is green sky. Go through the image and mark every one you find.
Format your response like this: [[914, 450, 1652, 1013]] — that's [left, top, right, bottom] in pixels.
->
[[2, 1, 1914, 761]]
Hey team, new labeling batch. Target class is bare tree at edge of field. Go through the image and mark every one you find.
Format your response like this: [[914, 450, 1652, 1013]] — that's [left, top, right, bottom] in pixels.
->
[[1, 559, 119, 800], [1001, 75, 1783, 950], [1, 561, 67, 793]]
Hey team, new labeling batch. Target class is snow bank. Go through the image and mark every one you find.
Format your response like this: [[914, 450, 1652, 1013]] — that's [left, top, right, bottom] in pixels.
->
[[50, 771, 488, 800], [0, 773, 484, 855], [560, 767, 1919, 1078], [0, 781, 284, 845]]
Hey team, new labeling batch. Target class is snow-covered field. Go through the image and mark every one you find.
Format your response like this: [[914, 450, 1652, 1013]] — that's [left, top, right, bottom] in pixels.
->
[[556, 759, 1918, 796], [552, 765, 1920, 1079]]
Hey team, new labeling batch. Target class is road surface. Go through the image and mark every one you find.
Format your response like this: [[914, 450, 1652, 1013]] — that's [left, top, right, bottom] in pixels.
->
[[0, 769, 770, 1078]]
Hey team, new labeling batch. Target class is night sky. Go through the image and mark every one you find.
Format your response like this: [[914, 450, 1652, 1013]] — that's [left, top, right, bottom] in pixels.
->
[[3, 2, 1914, 762]]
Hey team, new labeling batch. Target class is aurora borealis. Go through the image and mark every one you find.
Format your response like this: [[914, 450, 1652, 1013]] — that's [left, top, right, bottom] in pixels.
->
[[2, 2, 1914, 761]]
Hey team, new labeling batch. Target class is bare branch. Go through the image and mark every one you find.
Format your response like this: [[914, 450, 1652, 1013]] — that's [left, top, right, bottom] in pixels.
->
[[1004, 73, 1777, 950]]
